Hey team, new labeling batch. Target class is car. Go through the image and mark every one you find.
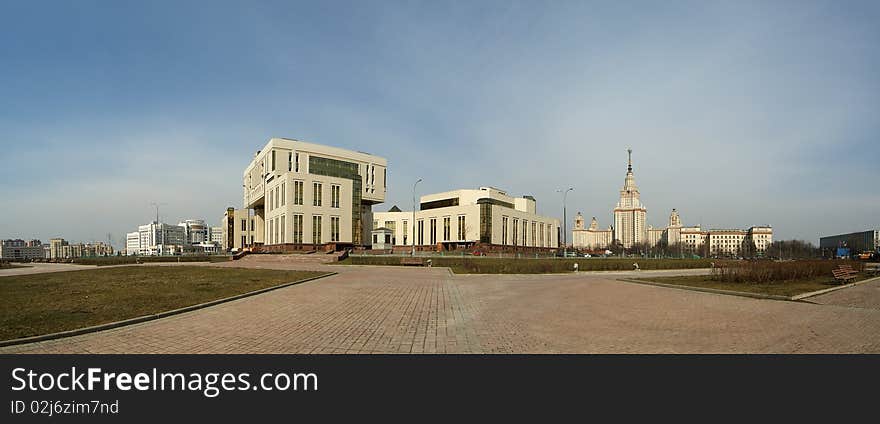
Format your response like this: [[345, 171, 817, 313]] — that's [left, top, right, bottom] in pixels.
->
[[583, 254, 591, 258], [471, 251, 486, 256]]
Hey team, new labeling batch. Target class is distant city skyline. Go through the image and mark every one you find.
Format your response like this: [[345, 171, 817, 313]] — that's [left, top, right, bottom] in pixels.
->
[[2, 1, 878, 247]]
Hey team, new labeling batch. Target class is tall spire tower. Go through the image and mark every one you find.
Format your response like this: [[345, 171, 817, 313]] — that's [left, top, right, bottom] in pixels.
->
[[613, 148, 647, 248], [627, 148, 632, 173]]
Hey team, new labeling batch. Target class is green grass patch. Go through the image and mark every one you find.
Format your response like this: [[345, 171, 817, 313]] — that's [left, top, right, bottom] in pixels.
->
[[633, 274, 873, 297], [0, 266, 327, 341], [341, 256, 714, 274], [70, 255, 231, 266]]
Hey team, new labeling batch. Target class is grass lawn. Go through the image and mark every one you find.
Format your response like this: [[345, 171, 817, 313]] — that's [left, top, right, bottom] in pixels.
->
[[633, 274, 874, 297], [0, 266, 327, 341], [339, 256, 713, 274]]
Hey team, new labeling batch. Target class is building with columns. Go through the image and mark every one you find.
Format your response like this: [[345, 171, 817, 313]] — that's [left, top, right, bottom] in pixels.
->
[[372, 187, 559, 252], [572, 149, 773, 257]]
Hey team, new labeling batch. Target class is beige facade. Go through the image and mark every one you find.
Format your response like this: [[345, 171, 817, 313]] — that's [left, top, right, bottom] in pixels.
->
[[572, 150, 772, 256], [373, 187, 559, 250], [571, 215, 612, 250], [221, 208, 264, 251], [242, 137, 387, 249], [613, 149, 648, 248]]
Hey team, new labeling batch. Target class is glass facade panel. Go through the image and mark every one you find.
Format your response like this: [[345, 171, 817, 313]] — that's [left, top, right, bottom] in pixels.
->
[[309, 156, 363, 244]]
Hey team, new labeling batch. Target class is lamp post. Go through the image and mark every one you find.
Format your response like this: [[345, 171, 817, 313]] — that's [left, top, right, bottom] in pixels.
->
[[556, 187, 573, 256], [411, 178, 422, 257]]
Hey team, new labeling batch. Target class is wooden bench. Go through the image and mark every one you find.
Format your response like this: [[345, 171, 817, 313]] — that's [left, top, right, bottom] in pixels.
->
[[400, 257, 426, 266], [832, 265, 859, 284]]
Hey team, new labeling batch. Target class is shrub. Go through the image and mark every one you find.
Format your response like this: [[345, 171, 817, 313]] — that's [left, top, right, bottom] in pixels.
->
[[709, 260, 863, 283]]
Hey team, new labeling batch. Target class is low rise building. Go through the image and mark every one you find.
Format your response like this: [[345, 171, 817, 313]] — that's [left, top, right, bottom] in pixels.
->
[[372, 187, 559, 252], [819, 229, 880, 256], [221, 208, 263, 252], [0, 239, 45, 260]]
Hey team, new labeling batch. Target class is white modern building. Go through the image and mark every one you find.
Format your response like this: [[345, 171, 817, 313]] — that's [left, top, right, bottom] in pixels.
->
[[242, 137, 387, 251], [179, 219, 209, 245], [372, 187, 559, 251], [125, 222, 186, 256]]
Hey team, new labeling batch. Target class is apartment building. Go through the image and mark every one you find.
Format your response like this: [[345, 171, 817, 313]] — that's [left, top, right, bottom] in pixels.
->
[[0, 239, 45, 260]]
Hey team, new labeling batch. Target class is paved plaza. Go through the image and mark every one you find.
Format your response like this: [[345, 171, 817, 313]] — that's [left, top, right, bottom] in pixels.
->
[[2, 256, 880, 353]]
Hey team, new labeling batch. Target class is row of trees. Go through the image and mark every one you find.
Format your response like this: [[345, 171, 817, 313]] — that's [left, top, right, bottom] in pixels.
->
[[584, 239, 822, 259]]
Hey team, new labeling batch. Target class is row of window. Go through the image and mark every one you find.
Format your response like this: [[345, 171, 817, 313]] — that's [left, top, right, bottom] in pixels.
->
[[501, 216, 552, 247], [267, 180, 341, 210], [267, 214, 341, 245]]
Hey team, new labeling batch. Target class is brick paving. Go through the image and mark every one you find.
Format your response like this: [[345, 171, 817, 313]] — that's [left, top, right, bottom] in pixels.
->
[[2, 256, 880, 353]]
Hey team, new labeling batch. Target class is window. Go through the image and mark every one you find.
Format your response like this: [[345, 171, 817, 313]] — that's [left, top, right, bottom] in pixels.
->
[[268, 219, 273, 245], [312, 215, 322, 245], [294, 180, 304, 205], [512, 218, 519, 246], [458, 216, 466, 241], [331, 185, 340, 208], [418, 220, 424, 245], [268, 188, 273, 211], [385, 221, 396, 235], [331, 216, 340, 242], [274, 188, 279, 210], [430, 218, 437, 245], [313, 182, 322, 206], [275, 217, 280, 245], [531, 222, 537, 246], [403, 220, 409, 245], [502, 217, 509, 245], [288, 152, 292, 172], [522, 220, 527, 246], [295, 152, 299, 172], [281, 182, 285, 206], [280, 215, 285, 243], [293, 214, 303, 244], [443, 217, 451, 241], [540, 223, 545, 247], [241, 235, 246, 247], [251, 219, 255, 231], [241, 219, 246, 232], [271, 150, 276, 171]]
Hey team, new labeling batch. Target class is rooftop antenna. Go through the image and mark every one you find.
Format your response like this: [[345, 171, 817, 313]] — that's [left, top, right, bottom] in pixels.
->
[[151, 202, 168, 250], [627, 147, 633, 172]]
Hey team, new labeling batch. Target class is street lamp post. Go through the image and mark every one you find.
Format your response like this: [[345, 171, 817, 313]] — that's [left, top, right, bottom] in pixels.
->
[[411, 178, 422, 257], [556, 187, 573, 256]]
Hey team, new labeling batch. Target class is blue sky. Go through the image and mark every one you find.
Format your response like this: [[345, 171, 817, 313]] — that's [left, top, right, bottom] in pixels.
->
[[1, 0, 878, 247]]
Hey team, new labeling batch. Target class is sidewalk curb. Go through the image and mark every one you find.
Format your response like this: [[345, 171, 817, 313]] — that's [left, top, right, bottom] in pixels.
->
[[617, 278, 793, 301], [0, 272, 337, 348], [791, 275, 880, 300], [618, 274, 880, 302]]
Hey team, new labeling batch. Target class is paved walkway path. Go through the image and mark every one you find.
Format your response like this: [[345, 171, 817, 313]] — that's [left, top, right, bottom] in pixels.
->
[[0, 263, 96, 277], [3, 257, 879, 353]]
